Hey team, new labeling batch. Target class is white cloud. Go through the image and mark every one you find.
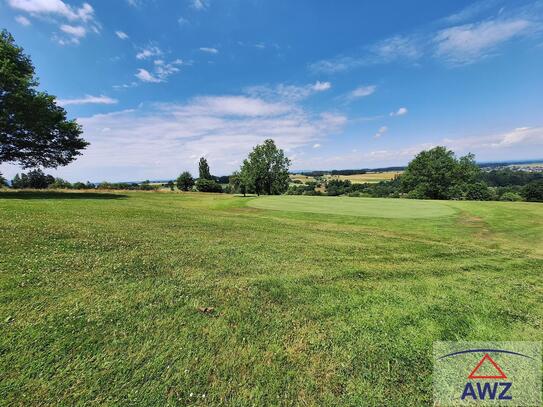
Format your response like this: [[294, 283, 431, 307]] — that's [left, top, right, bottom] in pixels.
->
[[8, 0, 99, 44], [113, 82, 138, 90], [371, 35, 423, 62], [135, 59, 184, 83], [178, 16, 189, 26], [374, 126, 388, 139], [390, 107, 408, 116], [115, 31, 129, 40], [8, 0, 94, 21], [246, 81, 331, 103], [309, 35, 422, 73], [60, 24, 86, 38], [309, 3, 542, 72], [136, 46, 162, 60], [444, 126, 543, 150], [312, 81, 331, 91], [57, 95, 118, 106], [59, 95, 346, 180], [15, 15, 31, 26], [349, 85, 377, 99], [170, 96, 291, 117], [192, 0, 208, 10], [135, 68, 162, 83], [199, 47, 218, 54], [313, 143, 321, 148], [434, 18, 533, 65]]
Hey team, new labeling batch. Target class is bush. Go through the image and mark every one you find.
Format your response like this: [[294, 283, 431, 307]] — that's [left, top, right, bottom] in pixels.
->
[[72, 182, 87, 190], [464, 182, 493, 201], [195, 178, 223, 193], [49, 178, 72, 189], [523, 180, 543, 202], [499, 192, 523, 202]]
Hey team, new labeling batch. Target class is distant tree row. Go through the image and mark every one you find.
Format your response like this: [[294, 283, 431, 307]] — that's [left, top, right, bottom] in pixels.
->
[[170, 139, 290, 195], [5, 169, 162, 191], [307, 147, 543, 202]]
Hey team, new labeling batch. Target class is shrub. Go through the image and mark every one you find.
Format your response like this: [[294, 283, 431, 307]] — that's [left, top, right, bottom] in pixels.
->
[[464, 182, 493, 201], [49, 178, 72, 189], [500, 192, 523, 202], [523, 180, 543, 202], [195, 178, 223, 193]]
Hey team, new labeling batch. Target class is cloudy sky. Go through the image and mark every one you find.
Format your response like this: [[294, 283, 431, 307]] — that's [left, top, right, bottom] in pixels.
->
[[1, 0, 543, 181]]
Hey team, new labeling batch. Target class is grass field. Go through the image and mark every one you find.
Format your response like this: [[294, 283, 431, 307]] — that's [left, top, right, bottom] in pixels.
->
[[326, 171, 401, 183], [290, 171, 401, 185], [1, 190, 542, 405]]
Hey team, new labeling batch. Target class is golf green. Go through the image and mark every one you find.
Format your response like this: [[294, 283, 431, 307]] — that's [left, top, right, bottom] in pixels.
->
[[248, 195, 457, 218]]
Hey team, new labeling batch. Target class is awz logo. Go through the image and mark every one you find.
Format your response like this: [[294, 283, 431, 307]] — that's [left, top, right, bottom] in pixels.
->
[[460, 353, 511, 400], [438, 348, 533, 403], [434, 342, 541, 406]]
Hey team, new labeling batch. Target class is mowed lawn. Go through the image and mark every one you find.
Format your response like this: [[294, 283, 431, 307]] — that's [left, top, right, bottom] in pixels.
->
[[1, 191, 542, 406]]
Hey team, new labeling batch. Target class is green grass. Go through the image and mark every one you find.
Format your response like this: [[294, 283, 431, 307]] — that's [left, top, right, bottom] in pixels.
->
[[1, 190, 542, 406], [248, 195, 456, 218]]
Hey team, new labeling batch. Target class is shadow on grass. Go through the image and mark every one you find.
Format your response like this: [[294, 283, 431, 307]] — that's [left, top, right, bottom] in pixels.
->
[[0, 190, 127, 200]]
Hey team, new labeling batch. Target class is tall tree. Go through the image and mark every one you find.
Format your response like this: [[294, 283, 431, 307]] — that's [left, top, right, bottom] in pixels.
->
[[198, 157, 211, 180], [0, 30, 88, 169], [240, 139, 290, 195], [176, 171, 194, 191], [400, 146, 482, 199]]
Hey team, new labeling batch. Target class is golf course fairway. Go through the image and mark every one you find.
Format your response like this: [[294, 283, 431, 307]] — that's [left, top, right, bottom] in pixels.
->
[[248, 195, 457, 218]]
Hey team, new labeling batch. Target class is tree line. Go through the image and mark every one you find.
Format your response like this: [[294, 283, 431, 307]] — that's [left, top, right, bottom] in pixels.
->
[[286, 147, 543, 202]]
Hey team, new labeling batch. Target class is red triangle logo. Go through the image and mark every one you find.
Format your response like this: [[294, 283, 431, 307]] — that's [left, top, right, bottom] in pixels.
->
[[468, 354, 507, 380]]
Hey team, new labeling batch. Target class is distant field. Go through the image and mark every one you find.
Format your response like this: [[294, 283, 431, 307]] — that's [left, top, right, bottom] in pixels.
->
[[290, 171, 401, 184], [1, 191, 542, 405], [326, 171, 402, 183], [289, 173, 317, 183]]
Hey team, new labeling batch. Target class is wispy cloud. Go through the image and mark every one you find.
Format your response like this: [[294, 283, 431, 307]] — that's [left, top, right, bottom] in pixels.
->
[[246, 81, 332, 103], [434, 18, 534, 65], [115, 30, 129, 40], [135, 59, 185, 83], [390, 107, 408, 116], [136, 45, 163, 60], [178, 16, 189, 26], [15, 15, 31, 26], [199, 47, 219, 54], [374, 126, 388, 139], [58, 95, 118, 106], [309, 35, 422, 73], [8, 0, 100, 44], [60, 24, 86, 38], [443, 126, 543, 150], [135, 68, 161, 83], [349, 85, 377, 99], [192, 0, 208, 10], [309, 1, 542, 72], [312, 81, 331, 91]]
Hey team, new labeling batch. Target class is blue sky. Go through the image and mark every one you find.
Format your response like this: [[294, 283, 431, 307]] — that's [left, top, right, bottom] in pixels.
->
[[1, 0, 543, 181]]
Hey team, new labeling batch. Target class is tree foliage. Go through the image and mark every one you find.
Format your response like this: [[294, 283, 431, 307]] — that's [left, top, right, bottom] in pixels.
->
[[195, 178, 222, 193], [0, 30, 88, 168], [11, 169, 54, 189], [176, 171, 194, 191], [523, 180, 543, 202], [198, 157, 211, 180], [400, 147, 483, 200], [239, 139, 290, 195]]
